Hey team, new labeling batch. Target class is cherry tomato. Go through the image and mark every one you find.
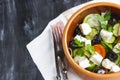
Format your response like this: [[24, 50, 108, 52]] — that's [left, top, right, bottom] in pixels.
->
[[93, 44, 106, 58]]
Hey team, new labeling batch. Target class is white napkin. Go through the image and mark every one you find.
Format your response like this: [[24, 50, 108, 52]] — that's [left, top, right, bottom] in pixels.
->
[[26, 0, 120, 80]]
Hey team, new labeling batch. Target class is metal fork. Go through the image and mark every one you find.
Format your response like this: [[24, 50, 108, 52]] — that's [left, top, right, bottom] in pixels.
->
[[52, 25, 68, 80]]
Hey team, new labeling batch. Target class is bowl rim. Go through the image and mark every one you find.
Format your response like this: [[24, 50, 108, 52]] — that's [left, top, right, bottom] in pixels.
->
[[62, 2, 120, 78]]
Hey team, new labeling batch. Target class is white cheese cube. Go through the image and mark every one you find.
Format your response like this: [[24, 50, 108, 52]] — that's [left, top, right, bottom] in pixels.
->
[[74, 35, 80, 40], [102, 58, 113, 69], [113, 43, 120, 53], [74, 56, 90, 68], [74, 35, 86, 42], [80, 23, 92, 35], [111, 64, 120, 72], [90, 52, 103, 65], [100, 29, 113, 41], [78, 56, 90, 68], [102, 58, 120, 72], [74, 35, 91, 45]]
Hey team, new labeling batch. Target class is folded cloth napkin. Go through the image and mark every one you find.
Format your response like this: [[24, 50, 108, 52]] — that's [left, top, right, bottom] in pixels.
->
[[26, 0, 120, 80]]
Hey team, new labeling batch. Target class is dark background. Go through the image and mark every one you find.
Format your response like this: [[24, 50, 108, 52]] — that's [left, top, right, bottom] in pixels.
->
[[0, 0, 91, 80]]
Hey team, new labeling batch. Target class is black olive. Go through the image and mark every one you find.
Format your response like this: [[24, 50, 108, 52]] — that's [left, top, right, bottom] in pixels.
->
[[69, 40, 75, 48], [92, 34, 102, 45], [105, 49, 118, 62], [73, 25, 84, 37], [108, 14, 119, 25], [93, 66, 108, 74]]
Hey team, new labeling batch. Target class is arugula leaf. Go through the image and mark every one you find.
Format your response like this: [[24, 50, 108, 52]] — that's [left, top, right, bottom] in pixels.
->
[[101, 24, 107, 30], [74, 38, 85, 47], [108, 26, 113, 32], [96, 12, 111, 30], [101, 40, 113, 49], [96, 14, 104, 22], [104, 11, 111, 21], [86, 44, 95, 55]]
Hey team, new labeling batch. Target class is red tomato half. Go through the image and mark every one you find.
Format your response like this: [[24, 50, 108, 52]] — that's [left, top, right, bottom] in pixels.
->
[[93, 44, 106, 58]]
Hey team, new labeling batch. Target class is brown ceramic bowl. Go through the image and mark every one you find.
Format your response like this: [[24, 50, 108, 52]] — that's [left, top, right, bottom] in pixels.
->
[[62, 2, 120, 80]]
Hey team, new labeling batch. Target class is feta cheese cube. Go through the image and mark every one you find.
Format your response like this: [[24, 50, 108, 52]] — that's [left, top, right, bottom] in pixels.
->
[[74, 56, 90, 68], [74, 35, 86, 42], [102, 58, 113, 69], [90, 52, 103, 65], [74, 35, 91, 46], [102, 58, 120, 72], [78, 56, 90, 68], [111, 64, 120, 72], [79, 23, 92, 35], [100, 29, 113, 41]]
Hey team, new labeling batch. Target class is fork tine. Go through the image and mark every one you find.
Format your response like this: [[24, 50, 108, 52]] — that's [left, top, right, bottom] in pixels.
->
[[52, 27, 61, 80], [52, 25, 68, 80], [55, 26, 69, 80], [53, 27, 61, 52], [55, 26, 64, 58], [57, 26, 63, 41]]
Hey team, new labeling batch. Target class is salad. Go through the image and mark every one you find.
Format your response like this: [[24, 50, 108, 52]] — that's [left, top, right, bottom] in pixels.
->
[[69, 11, 120, 74]]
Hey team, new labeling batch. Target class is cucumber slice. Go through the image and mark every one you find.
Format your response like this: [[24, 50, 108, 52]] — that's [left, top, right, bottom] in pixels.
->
[[113, 23, 120, 37], [83, 14, 100, 30], [86, 28, 98, 40], [104, 36, 115, 43], [83, 14, 93, 23], [73, 48, 84, 57], [100, 29, 115, 43]]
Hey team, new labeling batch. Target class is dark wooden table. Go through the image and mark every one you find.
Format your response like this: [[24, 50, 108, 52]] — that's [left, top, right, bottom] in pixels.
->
[[0, 0, 91, 80]]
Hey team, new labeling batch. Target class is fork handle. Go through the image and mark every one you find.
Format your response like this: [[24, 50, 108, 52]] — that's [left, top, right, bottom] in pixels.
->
[[62, 68, 68, 80], [56, 75, 61, 80], [60, 57, 69, 80]]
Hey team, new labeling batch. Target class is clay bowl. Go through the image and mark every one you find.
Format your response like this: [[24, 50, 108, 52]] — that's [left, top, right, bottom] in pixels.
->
[[62, 2, 120, 80]]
